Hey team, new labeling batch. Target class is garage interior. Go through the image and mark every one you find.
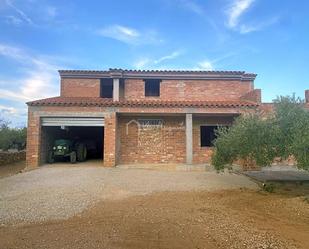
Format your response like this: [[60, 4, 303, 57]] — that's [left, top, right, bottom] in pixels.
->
[[40, 117, 104, 164]]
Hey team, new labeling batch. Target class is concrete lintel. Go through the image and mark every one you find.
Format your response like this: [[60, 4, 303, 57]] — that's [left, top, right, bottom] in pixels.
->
[[35, 112, 106, 117], [186, 113, 193, 165]]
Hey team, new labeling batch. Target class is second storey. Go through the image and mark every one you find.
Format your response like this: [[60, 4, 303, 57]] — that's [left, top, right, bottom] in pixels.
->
[[59, 69, 261, 103]]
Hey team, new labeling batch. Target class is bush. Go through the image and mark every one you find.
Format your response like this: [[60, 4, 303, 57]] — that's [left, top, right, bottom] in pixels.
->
[[274, 95, 309, 169], [212, 95, 309, 171], [0, 117, 26, 151], [212, 114, 279, 170]]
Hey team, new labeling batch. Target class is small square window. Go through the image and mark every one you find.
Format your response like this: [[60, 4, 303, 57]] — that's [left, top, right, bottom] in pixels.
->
[[200, 126, 218, 147], [145, 79, 160, 97]]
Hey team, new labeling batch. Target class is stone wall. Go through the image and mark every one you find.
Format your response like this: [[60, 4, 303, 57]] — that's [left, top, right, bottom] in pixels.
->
[[0, 151, 26, 166]]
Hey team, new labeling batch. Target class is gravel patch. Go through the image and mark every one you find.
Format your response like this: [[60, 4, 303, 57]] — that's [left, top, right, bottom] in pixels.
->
[[0, 164, 257, 226]]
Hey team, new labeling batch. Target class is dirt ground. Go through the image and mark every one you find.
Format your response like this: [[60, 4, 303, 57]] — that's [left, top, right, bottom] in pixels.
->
[[1, 188, 308, 249], [0, 165, 257, 225], [0, 160, 25, 178]]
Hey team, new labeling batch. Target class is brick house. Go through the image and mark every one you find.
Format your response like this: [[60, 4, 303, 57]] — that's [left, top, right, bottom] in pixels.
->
[[26, 69, 307, 169]]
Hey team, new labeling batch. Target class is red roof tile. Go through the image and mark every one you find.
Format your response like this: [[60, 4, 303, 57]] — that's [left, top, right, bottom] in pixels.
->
[[27, 97, 259, 108]]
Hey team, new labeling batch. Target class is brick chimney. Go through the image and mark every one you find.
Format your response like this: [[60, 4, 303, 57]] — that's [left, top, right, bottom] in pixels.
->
[[305, 90, 309, 103]]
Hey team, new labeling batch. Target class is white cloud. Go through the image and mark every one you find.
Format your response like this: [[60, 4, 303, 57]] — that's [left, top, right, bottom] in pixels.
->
[[97, 25, 140, 44], [5, 15, 23, 26], [133, 58, 151, 69], [0, 43, 26, 62], [226, 0, 255, 28], [97, 24, 163, 45], [225, 0, 278, 34], [0, 105, 26, 116], [154, 51, 182, 64], [46, 6, 57, 18], [0, 43, 61, 104], [197, 60, 214, 70], [5, 0, 33, 25], [179, 0, 204, 15], [239, 16, 280, 34], [133, 51, 183, 69]]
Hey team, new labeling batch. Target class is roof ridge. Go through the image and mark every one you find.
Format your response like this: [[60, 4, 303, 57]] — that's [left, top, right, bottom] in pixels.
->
[[58, 68, 256, 76]]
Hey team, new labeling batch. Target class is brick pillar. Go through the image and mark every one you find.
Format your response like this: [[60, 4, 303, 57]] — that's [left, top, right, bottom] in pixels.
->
[[186, 114, 193, 164], [26, 109, 41, 169], [104, 112, 117, 167]]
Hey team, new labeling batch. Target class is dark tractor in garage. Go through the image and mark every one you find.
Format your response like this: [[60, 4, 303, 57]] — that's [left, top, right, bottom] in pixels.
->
[[48, 139, 87, 164]]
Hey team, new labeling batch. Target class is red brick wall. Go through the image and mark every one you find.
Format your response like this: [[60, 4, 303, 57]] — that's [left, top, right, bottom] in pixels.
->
[[104, 112, 117, 167], [26, 109, 41, 169], [193, 116, 235, 164], [258, 103, 275, 118], [118, 116, 186, 164], [241, 89, 261, 103], [61, 78, 101, 97], [124, 79, 253, 101], [26, 105, 256, 169], [59, 77, 255, 102]]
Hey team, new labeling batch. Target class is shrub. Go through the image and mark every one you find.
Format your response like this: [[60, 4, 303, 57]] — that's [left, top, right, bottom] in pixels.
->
[[0, 117, 26, 151], [274, 95, 309, 169], [212, 114, 279, 170], [212, 95, 309, 171]]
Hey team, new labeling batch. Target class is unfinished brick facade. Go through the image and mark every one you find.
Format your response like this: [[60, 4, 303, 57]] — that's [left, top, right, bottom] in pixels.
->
[[119, 116, 186, 164], [27, 69, 307, 169], [124, 79, 254, 101]]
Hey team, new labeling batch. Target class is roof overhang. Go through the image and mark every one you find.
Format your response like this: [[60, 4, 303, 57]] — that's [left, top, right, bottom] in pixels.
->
[[58, 69, 257, 81], [27, 97, 259, 108]]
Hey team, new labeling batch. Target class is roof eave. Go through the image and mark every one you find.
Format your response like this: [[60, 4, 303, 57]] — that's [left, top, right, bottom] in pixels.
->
[[58, 69, 257, 81]]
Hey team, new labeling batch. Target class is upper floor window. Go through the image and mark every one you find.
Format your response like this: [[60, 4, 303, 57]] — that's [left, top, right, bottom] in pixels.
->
[[144, 79, 160, 97], [100, 78, 113, 98]]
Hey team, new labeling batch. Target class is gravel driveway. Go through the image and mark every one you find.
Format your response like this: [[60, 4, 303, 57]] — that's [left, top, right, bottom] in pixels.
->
[[0, 163, 257, 226]]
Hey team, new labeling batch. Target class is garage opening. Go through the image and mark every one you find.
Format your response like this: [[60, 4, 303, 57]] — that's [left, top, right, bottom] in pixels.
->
[[40, 117, 104, 164]]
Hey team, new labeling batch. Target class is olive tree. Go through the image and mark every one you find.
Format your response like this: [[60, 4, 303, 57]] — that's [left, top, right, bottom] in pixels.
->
[[212, 95, 309, 170], [0, 116, 27, 151], [274, 95, 309, 169]]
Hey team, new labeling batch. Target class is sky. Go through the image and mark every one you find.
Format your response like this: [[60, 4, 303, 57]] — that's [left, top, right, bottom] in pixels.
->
[[0, 0, 309, 126]]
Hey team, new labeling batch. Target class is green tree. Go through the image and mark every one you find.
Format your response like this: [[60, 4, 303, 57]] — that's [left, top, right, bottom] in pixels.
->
[[274, 95, 309, 169], [0, 116, 27, 151], [212, 95, 309, 170]]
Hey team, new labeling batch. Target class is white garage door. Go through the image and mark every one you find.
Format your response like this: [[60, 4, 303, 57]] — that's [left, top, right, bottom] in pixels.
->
[[41, 117, 105, 127]]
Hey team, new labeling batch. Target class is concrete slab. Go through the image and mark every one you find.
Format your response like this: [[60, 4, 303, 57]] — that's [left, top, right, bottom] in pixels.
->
[[244, 170, 309, 183], [116, 163, 214, 172]]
